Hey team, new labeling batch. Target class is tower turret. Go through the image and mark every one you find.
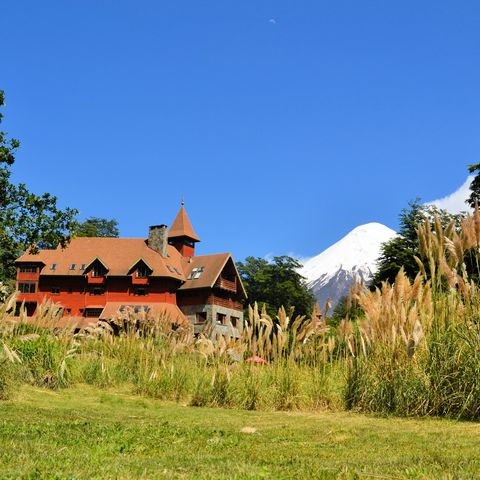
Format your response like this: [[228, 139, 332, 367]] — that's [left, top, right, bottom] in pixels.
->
[[168, 199, 200, 257]]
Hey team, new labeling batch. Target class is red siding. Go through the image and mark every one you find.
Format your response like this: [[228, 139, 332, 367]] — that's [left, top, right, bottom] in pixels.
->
[[17, 276, 180, 317], [170, 239, 195, 258]]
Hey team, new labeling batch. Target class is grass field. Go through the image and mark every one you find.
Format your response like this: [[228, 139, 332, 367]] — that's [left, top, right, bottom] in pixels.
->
[[0, 386, 479, 479]]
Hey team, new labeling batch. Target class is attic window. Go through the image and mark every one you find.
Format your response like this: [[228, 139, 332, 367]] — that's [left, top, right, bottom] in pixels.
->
[[188, 267, 204, 280], [80, 264, 86, 270], [92, 265, 105, 277], [50, 264, 57, 271], [166, 265, 175, 273], [174, 267, 182, 275], [136, 265, 148, 278], [69, 264, 76, 270]]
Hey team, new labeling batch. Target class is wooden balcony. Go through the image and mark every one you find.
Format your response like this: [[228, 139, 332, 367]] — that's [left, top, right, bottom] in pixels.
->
[[215, 277, 237, 292], [17, 271, 40, 282], [208, 295, 243, 311]]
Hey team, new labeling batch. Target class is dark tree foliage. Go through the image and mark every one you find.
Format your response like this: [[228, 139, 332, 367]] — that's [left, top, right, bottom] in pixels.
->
[[371, 200, 463, 289], [467, 163, 480, 208], [328, 295, 364, 328], [237, 255, 315, 318], [75, 217, 119, 238], [0, 90, 78, 282]]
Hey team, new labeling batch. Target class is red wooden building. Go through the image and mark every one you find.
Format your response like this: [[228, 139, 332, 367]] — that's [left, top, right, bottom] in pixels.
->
[[15, 203, 246, 333]]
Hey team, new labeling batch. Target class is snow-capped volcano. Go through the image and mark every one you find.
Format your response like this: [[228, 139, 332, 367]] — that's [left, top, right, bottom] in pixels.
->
[[300, 223, 397, 309]]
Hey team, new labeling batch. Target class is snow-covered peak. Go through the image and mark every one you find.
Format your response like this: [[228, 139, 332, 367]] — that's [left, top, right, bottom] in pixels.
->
[[300, 222, 397, 285]]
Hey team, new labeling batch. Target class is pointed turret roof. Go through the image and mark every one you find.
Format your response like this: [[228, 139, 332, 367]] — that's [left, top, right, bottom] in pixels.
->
[[168, 202, 201, 242]]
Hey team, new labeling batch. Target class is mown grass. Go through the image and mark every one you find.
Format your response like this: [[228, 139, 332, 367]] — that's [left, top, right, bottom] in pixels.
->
[[0, 385, 479, 480]]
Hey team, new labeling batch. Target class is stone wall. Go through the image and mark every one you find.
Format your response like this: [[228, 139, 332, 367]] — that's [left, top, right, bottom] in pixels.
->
[[180, 303, 243, 337]]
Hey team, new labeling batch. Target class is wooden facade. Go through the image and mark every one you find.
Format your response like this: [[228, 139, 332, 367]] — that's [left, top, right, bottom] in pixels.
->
[[15, 204, 247, 330]]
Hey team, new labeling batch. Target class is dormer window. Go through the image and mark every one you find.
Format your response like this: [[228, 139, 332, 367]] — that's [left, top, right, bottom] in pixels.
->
[[80, 263, 86, 270], [136, 265, 148, 278], [188, 266, 205, 279], [69, 263, 76, 270], [50, 264, 57, 271], [92, 265, 105, 277]]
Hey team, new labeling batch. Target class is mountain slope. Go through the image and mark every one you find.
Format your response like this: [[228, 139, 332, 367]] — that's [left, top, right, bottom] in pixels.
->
[[300, 223, 397, 309]]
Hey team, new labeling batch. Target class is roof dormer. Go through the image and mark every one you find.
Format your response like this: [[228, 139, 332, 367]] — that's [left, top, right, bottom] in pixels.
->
[[84, 258, 109, 284], [128, 258, 153, 284]]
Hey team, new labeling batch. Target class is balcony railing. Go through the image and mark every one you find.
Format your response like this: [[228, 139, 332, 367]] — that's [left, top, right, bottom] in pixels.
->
[[17, 271, 40, 281], [215, 277, 236, 292], [208, 295, 242, 311]]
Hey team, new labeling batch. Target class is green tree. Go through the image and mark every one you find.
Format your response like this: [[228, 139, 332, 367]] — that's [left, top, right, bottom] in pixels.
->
[[328, 295, 364, 328], [75, 217, 119, 238], [0, 90, 78, 282], [371, 200, 463, 289], [237, 255, 315, 318], [467, 163, 480, 208]]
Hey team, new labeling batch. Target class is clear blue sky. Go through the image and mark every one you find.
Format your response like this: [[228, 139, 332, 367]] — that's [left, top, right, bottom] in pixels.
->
[[2, 1, 479, 260]]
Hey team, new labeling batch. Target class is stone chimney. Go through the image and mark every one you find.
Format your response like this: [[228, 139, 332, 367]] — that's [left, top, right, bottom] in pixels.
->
[[148, 224, 168, 257]]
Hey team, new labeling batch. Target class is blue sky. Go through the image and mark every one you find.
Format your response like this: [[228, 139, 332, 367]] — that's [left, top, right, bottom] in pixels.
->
[[1, 1, 479, 260]]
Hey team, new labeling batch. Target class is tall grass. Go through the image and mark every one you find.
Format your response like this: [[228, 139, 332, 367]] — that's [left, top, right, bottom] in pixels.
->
[[0, 298, 343, 410], [3, 209, 480, 417], [345, 207, 480, 419]]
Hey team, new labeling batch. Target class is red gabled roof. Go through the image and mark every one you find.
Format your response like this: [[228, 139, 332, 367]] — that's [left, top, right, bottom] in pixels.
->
[[168, 204, 200, 242], [179, 253, 247, 299], [15, 237, 186, 281]]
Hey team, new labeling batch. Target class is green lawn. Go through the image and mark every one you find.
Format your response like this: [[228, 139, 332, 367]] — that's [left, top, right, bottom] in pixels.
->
[[0, 386, 479, 479]]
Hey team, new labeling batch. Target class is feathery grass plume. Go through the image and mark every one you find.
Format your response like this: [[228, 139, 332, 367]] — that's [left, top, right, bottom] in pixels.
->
[[345, 208, 480, 419]]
